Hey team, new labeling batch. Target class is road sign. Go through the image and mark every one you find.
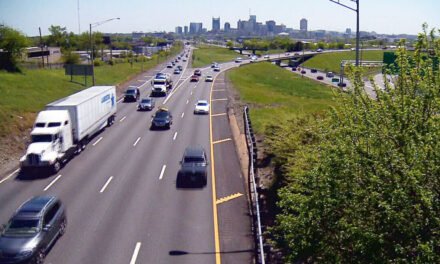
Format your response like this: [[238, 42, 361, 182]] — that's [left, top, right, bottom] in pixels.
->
[[65, 64, 93, 76]]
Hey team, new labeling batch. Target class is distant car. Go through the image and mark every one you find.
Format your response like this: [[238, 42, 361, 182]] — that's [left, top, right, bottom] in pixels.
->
[[194, 100, 210, 114], [124, 87, 140, 102], [205, 75, 213, 82], [311, 68, 318, 73], [173, 68, 181, 74], [213, 66, 220, 72], [291, 67, 297, 71], [317, 76, 324, 80], [151, 107, 173, 130], [167, 63, 173, 68], [326, 72, 335, 78], [177, 65, 183, 71], [194, 69, 202, 76], [138, 98, 155, 111], [263, 55, 269, 59], [190, 75, 199, 82], [301, 70, 306, 74], [294, 52, 300, 56], [177, 146, 209, 187], [0, 196, 67, 264], [211, 62, 218, 68], [285, 52, 290, 56], [235, 57, 243, 63], [316, 48, 323, 52], [182, 58, 187, 62], [338, 82, 347, 87]]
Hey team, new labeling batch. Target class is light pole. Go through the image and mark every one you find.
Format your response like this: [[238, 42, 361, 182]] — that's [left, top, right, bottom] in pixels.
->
[[330, 0, 360, 66], [90, 17, 120, 86]]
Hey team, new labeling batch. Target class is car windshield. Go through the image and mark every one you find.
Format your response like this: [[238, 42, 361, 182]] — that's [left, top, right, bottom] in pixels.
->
[[197, 102, 208, 106], [126, 89, 136, 94], [141, 99, 151, 103], [4, 219, 40, 235], [155, 112, 169, 118], [154, 80, 166, 84], [184, 156, 205, 163], [31, 134, 52, 143]]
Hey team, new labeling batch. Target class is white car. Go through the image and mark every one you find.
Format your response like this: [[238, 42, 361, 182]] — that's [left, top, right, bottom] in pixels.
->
[[205, 75, 214, 82], [264, 55, 269, 59], [235, 57, 243, 63], [194, 100, 210, 114]]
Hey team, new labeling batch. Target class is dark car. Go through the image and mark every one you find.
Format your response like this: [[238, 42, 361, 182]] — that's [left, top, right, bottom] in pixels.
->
[[0, 196, 66, 264], [177, 146, 208, 187], [124, 87, 140, 102], [137, 98, 155, 111], [291, 67, 297, 71], [317, 76, 324, 80], [190, 75, 199, 82], [177, 65, 183, 71], [194, 69, 202, 76], [338, 82, 347, 87], [150, 108, 173, 130], [311, 68, 318, 73], [301, 70, 306, 74]]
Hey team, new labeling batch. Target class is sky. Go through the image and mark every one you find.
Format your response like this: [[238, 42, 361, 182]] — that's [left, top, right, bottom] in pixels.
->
[[0, 0, 439, 36]]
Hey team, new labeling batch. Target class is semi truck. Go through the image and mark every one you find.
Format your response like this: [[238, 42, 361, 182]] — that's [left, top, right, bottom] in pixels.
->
[[151, 73, 173, 96], [20, 86, 117, 173]]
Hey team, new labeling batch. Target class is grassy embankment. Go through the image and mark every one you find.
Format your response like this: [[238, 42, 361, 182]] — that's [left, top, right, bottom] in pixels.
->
[[303, 50, 386, 74], [191, 45, 239, 68], [227, 62, 337, 134], [0, 44, 182, 137]]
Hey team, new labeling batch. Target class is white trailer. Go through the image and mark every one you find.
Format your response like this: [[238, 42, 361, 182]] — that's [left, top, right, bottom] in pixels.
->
[[20, 86, 117, 173]]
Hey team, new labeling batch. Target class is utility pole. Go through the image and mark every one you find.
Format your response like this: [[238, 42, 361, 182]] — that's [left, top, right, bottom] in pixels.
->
[[330, 0, 360, 66], [39, 27, 45, 68]]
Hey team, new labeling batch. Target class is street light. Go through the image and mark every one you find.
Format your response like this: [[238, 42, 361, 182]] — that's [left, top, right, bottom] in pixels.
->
[[329, 0, 360, 66], [90, 17, 120, 86]]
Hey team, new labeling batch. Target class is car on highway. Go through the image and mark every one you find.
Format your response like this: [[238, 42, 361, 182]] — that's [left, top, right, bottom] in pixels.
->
[[311, 68, 318, 73], [190, 75, 199, 82], [213, 66, 220, 72], [0, 196, 66, 264], [211, 62, 218, 68], [338, 82, 347, 87], [194, 69, 202, 76], [150, 107, 173, 130], [182, 58, 187, 62], [301, 70, 307, 74], [317, 76, 324, 80], [316, 48, 323, 52], [177, 65, 183, 71], [173, 68, 181, 74], [326, 72, 335, 78], [194, 100, 210, 114], [205, 75, 213, 82], [263, 54, 269, 59], [137, 98, 155, 111], [235, 57, 243, 63], [294, 52, 300, 56], [177, 146, 209, 187], [167, 63, 173, 68], [292, 67, 297, 71], [124, 87, 140, 102]]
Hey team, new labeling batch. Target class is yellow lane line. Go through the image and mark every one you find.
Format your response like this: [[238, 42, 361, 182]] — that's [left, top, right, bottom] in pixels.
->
[[213, 138, 232, 145], [209, 74, 222, 264], [211, 113, 227, 117], [216, 193, 244, 205]]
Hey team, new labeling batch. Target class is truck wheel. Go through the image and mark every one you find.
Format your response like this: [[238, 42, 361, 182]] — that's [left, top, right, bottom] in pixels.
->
[[52, 160, 61, 173]]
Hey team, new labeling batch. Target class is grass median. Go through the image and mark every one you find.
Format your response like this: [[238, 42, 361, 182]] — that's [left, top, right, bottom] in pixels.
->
[[227, 62, 337, 134], [192, 45, 239, 68]]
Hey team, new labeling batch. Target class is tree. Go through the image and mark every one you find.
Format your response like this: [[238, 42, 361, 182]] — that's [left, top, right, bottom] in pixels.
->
[[0, 25, 29, 71], [47, 25, 68, 48], [271, 25, 440, 263]]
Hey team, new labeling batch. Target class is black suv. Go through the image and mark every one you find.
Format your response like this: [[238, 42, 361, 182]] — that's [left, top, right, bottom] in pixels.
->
[[0, 196, 66, 264], [150, 108, 173, 130], [177, 146, 209, 187], [124, 87, 140, 102]]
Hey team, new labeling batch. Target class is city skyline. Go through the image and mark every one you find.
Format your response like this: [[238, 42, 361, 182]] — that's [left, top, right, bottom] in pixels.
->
[[1, 0, 439, 36]]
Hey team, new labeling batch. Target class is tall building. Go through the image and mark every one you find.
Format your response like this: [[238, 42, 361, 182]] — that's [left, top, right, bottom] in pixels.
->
[[175, 26, 183, 34], [346, 28, 352, 35], [189, 22, 203, 34], [184, 26, 188, 35], [300, 18, 308, 31], [212, 17, 220, 32], [266, 20, 276, 34], [224, 22, 231, 32]]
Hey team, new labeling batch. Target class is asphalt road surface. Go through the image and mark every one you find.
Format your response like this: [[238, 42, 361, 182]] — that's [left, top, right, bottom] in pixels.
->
[[0, 47, 253, 264]]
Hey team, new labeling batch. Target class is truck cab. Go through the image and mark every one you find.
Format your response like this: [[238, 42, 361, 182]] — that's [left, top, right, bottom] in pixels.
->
[[151, 73, 172, 96], [20, 110, 74, 173]]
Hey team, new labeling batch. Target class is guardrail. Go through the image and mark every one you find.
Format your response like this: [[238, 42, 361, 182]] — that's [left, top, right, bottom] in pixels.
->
[[243, 106, 265, 264]]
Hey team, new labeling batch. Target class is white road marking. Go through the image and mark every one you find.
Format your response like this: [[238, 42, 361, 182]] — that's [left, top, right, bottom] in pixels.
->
[[99, 176, 113, 193], [133, 137, 141, 147], [173, 132, 178, 141], [186, 100, 189, 104], [211, 98, 228, 102], [119, 116, 127, 122], [129, 242, 142, 264], [117, 98, 124, 103], [43, 174, 62, 191], [0, 168, 20, 184], [159, 165, 167, 180], [163, 74, 192, 104], [190, 91, 193, 95], [92, 137, 103, 146], [181, 112, 185, 118]]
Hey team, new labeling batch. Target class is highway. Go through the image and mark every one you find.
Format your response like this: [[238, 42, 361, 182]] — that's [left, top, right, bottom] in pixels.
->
[[0, 47, 252, 264]]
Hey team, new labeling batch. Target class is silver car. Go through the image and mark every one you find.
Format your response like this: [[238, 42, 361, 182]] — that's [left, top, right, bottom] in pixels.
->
[[137, 98, 155, 111]]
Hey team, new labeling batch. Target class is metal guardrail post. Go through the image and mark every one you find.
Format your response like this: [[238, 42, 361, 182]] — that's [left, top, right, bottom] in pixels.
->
[[243, 106, 265, 264]]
